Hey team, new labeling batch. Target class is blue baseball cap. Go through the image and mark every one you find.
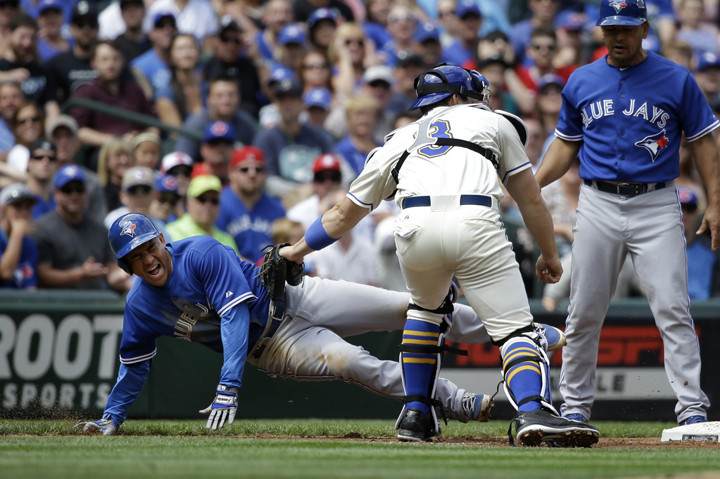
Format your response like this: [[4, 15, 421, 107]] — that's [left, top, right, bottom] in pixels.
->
[[596, 0, 647, 27], [274, 78, 304, 97], [155, 174, 180, 194], [202, 121, 236, 143], [303, 87, 332, 110], [678, 187, 698, 206], [267, 64, 296, 85], [38, 0, 63, 15], [455, 0, 481, 19], [53, 164, 85, 189], [278, 23, 307, 46], [414, 22, 440, 43], [537, 73, 565, 91], [153, 11, 176, 28], [698, 52, 720, 71], [308, 8, 340, 30], [554, 10, 585, 30]]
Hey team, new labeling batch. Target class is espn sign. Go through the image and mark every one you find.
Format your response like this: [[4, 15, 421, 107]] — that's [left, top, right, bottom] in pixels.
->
[[0, 314, 123, 413]]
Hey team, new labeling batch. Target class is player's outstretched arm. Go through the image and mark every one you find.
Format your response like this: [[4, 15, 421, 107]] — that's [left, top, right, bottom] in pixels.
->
[[506, 168, 562, 284], [535, 137, 582, 189], [281, 197, 370, 263], [691, 133, 720, 250]]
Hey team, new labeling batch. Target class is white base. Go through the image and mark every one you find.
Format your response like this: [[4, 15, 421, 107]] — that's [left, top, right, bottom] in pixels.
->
[[661, 422, 720, 442]]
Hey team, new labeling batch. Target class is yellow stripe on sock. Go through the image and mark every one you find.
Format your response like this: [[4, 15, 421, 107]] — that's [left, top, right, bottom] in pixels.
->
[[402, 358, 437, 364], [506, 365, 541, 384], [403, 331, 440, 338], [402, 339, 438, 345], [503, 348, 540, 368]]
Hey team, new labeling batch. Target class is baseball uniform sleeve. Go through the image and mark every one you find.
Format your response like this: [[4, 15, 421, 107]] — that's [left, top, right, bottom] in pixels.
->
[[554, 79, 584, 142], [102, 360, 151, 427], [217, 302, 251, 388], [347, 146, 399, 211], [194, 243, 256, 317], [496, 116, 532, 184], [119, 303, 159, 365], [680, 72, 720, 142]]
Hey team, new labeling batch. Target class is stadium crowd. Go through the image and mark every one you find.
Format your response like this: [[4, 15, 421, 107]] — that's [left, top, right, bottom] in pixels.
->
[[0, 0, 719, 304]]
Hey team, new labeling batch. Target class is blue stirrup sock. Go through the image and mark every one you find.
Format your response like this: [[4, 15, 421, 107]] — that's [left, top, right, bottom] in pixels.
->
[[401, 319, 442, 415], [503, 341, 543, 412]]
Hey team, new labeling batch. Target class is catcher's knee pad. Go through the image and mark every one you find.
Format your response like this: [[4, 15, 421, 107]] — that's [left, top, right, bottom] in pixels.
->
[[500, 335, 557, 415], [406, 284, 457, 325]]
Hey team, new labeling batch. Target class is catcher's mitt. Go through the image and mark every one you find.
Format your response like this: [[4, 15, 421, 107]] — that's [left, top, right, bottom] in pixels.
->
[[258, 243, 304, 300]]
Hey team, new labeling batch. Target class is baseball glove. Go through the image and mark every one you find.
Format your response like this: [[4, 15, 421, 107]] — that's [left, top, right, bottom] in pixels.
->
[[258, 243, 304, 300]]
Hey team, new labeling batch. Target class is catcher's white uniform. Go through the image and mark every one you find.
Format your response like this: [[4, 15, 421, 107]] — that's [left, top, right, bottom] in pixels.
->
[[346, 103, 534, 341]]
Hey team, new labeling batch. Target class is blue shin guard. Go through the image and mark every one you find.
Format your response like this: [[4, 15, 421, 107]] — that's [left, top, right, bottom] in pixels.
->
[[500, 336, 556, 414], [400, 319, 442, 414]]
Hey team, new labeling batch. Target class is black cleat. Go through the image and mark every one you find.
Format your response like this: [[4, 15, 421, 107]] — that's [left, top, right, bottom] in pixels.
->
[[514, 409, 600, 447], [397, 408, 440, 442]]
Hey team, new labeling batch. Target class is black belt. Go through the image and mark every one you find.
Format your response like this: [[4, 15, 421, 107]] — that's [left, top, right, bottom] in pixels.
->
[[584, 180, 667, 197], [402, 194, 493, 209], [250, 294, 287, 361]]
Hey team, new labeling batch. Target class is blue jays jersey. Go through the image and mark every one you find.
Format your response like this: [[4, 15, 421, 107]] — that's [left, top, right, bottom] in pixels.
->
[[216, 187, 285, 262], [0, 229, 37, 289], [555, 51, 720, 183]]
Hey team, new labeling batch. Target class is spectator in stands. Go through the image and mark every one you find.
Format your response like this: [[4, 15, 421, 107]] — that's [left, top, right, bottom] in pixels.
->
[[131, 12, 177, 99], [386, 50, 424, 117], [252, 0, 293, 63], [44, 1, 100, 105], [49, 114, 107, 224], [166, 174, 239, 252], [680, 187, 720, 300], [0, 14, 58, 121], [286, 153, 341, 231], [177, 76, 256, 162], [553, 9, 585, 71], [155, 33, 204, 127], [524, 118, 545, 173], [413, 22, 443, 67], [293, 0, 353, 23], [443, 0, 481, 67], [97, 138, 132, 212], [36, 0, 69, 62], [381, 2, 417, 65], [329, 22, 369, 98], [25, 138, 57, 219], [307, 7, 340, 52], [303, 87, 332, 132], [114, 0, 150, 63], [143, 0, 218, 46], [131, 132, 161, 170], [216, 146, 285, 262], [663, 40, 693, 70], [536, 74, 563, 144], [253, 78, 334, 198], [517, 27, 575, 94], [335, 94, 379, 176], [474, 55, 525, 115], [0, 0, 19, 59], [270, 217, 304, 248], [695, 52, 720, 106], [509, 0, 560, 66], [196, 120, 235, 184], [364, 0, 393, 54], [0, 80, 22, 155], [6, 101, 43, 173], [149, 173, 180, 224], [160, 151, 192, 199], [0, 182, 37, 289], [258, 64, 297, 129], [677, 0, 719, 55], [275, 23, 308, 70], [71, 40, 158, 148], [202, 15, 261, 118], [104, 166, 168, 238], [308, 188, 380, 286], [33, 164, 131, 292], [297, 49, 333, 92]]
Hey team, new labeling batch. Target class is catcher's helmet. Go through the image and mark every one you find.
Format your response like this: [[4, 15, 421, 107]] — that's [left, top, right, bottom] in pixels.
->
[[596, 0, 647, 27], [109, 213, 161, 274], [410, 63, 489, 111]]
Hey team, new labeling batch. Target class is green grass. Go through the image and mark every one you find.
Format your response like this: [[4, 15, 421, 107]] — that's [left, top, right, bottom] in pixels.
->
[[1, 420, 719, 479]]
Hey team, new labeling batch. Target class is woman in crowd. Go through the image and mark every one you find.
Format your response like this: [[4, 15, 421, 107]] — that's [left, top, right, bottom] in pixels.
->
[[7, 101, 44, 173], [132, 132, 162, 170], [97, 139, 133, 213], [329, 22, 374, 98], [156, 34, 205, 128], [335, 94, 379, 175], [296, 49, 334, 93]]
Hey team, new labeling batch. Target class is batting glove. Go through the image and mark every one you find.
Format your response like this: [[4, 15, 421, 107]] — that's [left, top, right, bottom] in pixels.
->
[[73, 416, 117, 436], [199, 385, 239, 431]]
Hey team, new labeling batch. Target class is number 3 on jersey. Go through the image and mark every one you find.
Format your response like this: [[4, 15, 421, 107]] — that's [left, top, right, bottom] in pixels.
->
[[418, 119, 453, 158]]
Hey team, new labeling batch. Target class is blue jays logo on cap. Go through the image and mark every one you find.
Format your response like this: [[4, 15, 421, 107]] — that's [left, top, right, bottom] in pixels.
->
[[609, 1, 627, 14], [635, 129, 669, 162], [120, 220, 137, 238], [210, 121, 228, 136]]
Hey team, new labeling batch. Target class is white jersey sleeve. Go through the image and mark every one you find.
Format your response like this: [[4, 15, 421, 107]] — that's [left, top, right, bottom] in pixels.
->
[[346, 139, 407, 211], [495, 116, 532, 185]]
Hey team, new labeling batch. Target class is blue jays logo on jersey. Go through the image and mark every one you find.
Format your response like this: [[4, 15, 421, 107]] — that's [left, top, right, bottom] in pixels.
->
[[609, 1, 628, 13], [634, 129, 669, 162], [120, 221, 137, 238]]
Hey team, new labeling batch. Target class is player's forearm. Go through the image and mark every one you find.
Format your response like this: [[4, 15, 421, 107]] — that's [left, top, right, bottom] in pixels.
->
[[691, 133, 720, 207], [535, 138, 581, 188], [219, 305, 251, 389], [103, 360, 151, 427], [518, 197, 559, 262]]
